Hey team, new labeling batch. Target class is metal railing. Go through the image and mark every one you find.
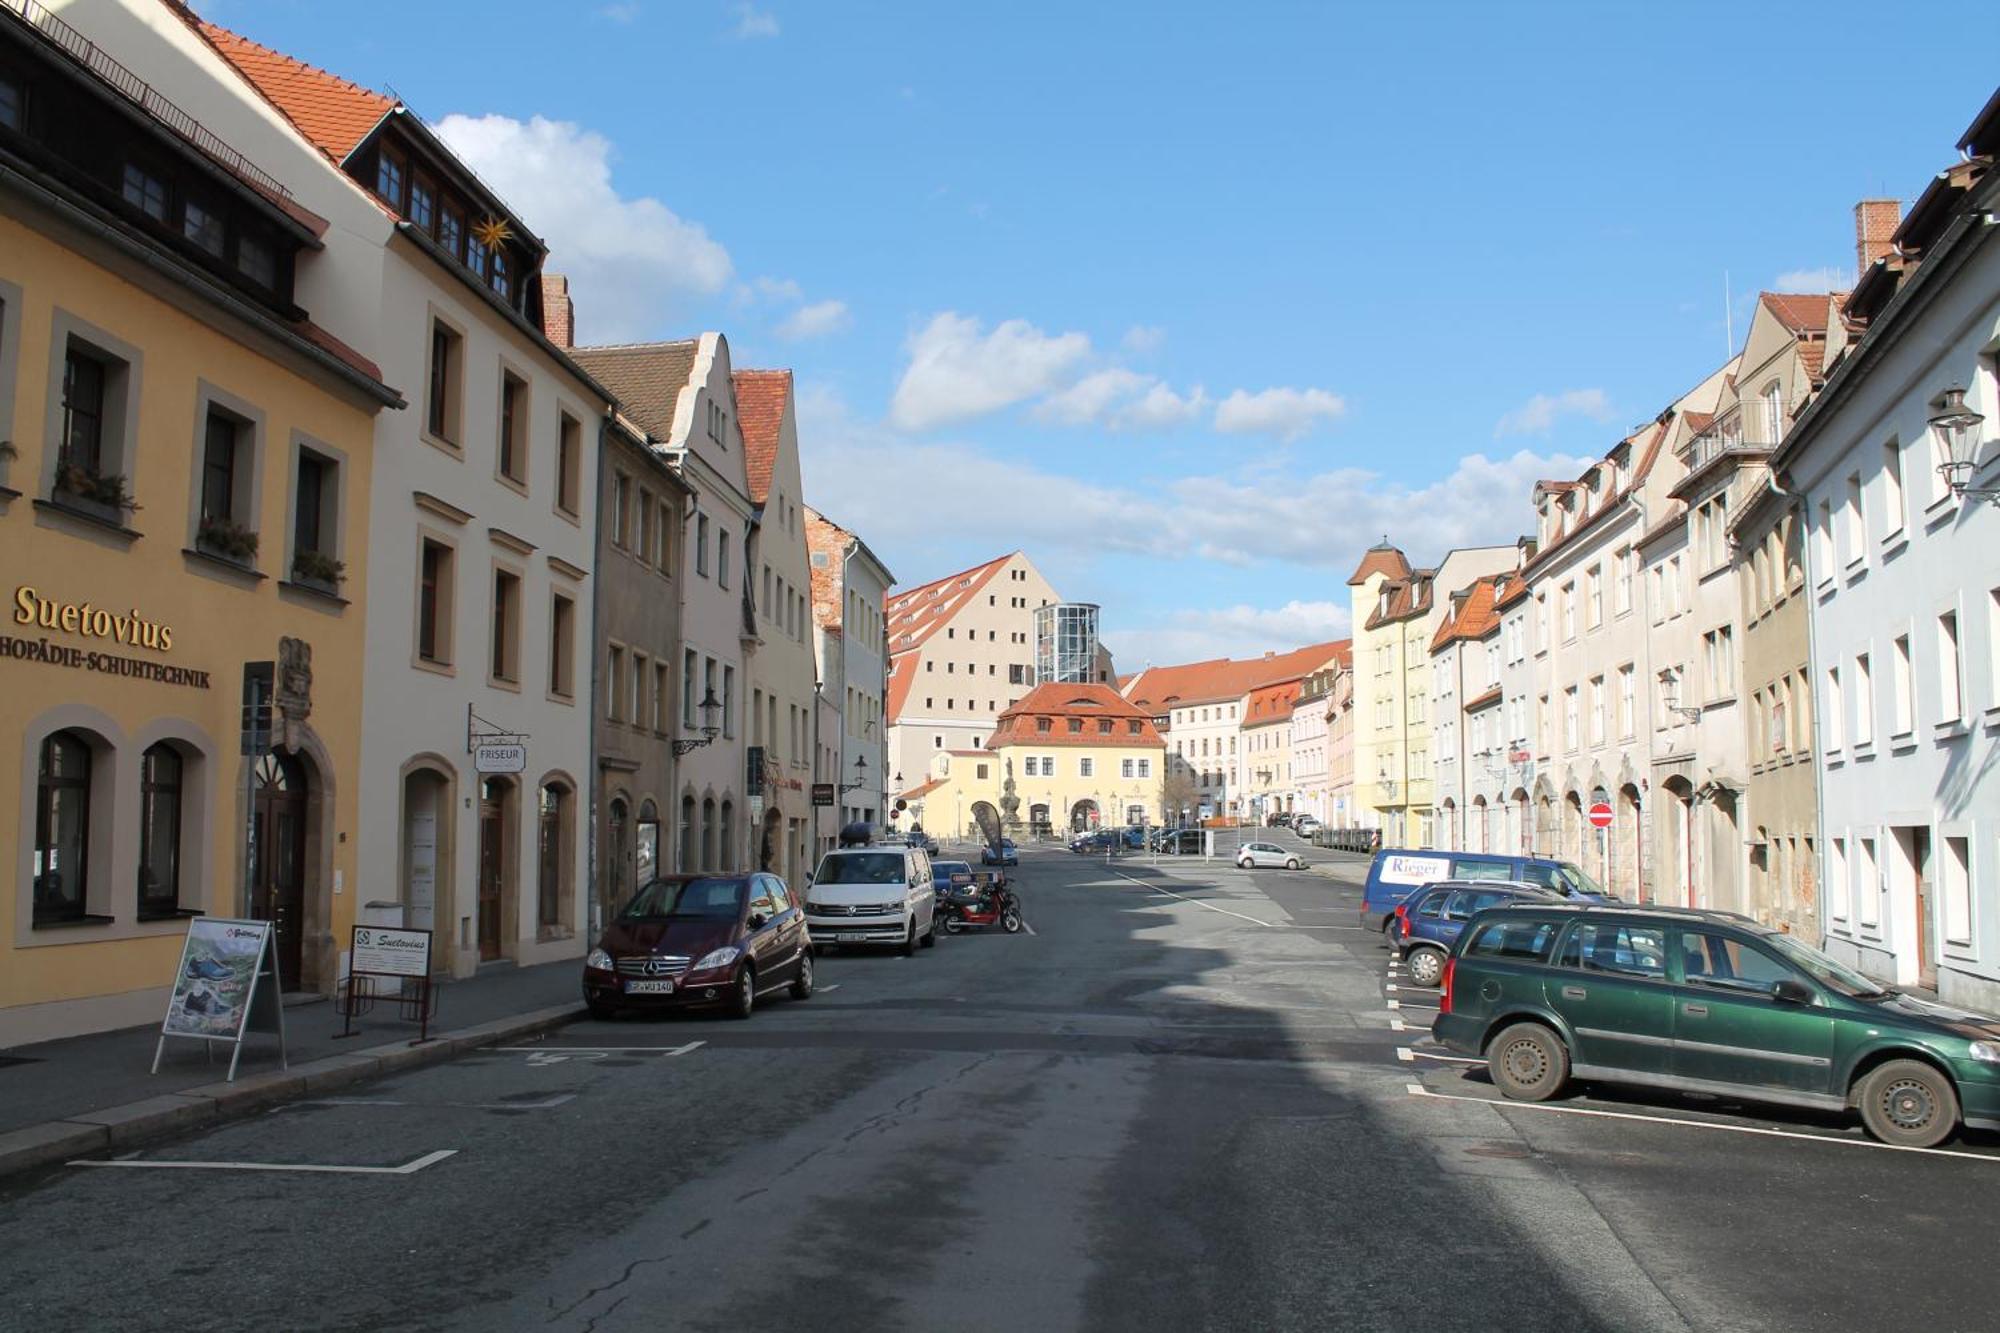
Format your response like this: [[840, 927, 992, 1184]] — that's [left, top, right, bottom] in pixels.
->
[[2, 0, 292, 200]]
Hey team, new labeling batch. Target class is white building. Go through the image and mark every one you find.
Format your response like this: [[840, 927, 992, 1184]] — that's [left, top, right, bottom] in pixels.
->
[[1774, 116, 2000, 1008], [807, 507, 895, 846]]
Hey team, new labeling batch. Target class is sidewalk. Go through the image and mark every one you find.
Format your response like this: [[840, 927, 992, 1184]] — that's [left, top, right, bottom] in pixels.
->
[[0, 958, 585, 1179]]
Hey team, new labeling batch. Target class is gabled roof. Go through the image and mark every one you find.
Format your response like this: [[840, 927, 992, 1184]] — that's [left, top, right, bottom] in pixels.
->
[[885, 655, 918, 722], [1523, 417, 1672, 576], [183, 14, 395, 166], [732, 369, 790, 506], [1347, 541, 1411, 586], [884, 553, 1015, 658], [898, 777, 950, 802], [1760, 292, 1836, 336], [569, 341, 700, 441], [1429, 575, 1501, 654], [1122, 641, 1349, 712], [987, 683, 1164, 750], [1243, 678, 1304, 727]]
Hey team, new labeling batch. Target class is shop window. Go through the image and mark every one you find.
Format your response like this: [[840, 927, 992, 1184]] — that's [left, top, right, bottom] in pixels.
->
[[549, 592, 576, 699], [291, 446, 341, 591], [497, 371, 528, 487], [555, 411, 582, 517], [138, 743, 185, 918], [425, 319, 462, 446], [34, 730, 93, 925], [491, 567, 522, 685], [417, 537, 455, 666]]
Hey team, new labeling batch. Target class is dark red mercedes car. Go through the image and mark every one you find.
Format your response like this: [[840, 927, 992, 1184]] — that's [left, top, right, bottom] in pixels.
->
[[583, 873, 812, 1019]]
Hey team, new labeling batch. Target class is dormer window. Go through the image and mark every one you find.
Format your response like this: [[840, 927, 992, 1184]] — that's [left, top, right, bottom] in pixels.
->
[[439, 206, 463, 260], [0, 74, 20, 130], [121, 162, 167, 222], [409, 177, 435, 232], [489, 249, 511, 301], [237, 235, 275, 288], [376, 151, 404, 209], [182, 198, 224, 258], [463, 236, 485, 280]]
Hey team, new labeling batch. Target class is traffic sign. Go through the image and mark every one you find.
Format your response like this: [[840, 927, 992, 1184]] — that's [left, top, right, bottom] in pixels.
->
[[1587, 801, 1614, 830]]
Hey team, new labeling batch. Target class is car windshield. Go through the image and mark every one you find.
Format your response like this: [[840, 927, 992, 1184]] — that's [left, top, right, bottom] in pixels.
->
[[1555, 862, 1608, 898], [1765, 931, 1889, 998], [621, 877, 747, 920], [816, 853, 908, 884], [935, 862, 971, 877]]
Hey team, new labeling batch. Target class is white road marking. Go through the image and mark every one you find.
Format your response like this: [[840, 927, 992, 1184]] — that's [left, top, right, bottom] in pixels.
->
[[494, 1042, 705, 1057], [1396, 1047, 1415, 1062], [1405, 1085, 2000, 1163], [1398, 1001, 1442, 1012], [1106, 868, 1277, 927], [1385, 983, 1400, 992], [287, 1093, 578, 1112], [1386, 1000, 1400, 1010], [1405, 1049, 1481, 1065], [1390, 1018, 1407, 1031], [71, 1149, 459, 1176], [816, 984, 842, 994], [1022, 920, 1038, 936]]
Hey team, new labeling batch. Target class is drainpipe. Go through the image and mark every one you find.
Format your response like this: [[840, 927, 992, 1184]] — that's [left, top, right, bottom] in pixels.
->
[[587, 414, 610, 938]]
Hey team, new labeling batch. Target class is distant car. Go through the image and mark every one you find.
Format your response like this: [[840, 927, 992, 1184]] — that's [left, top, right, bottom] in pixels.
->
[[980, 839, 1018, 866], [1236, 841, 1304, 871], [1291, 814, 1320, 834], [583, 873, 813, 1020], [1390, 880, 1554, 986], [1119, 827, 1149, 850], [1155, 829, 1205, 855], [1069, 830, 1117, 853], [1267, 812, 1295, 829], [931, 859, 975, 894]]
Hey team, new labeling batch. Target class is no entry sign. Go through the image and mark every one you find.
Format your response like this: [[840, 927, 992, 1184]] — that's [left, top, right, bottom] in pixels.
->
[[1588, 801, 1614, 830]]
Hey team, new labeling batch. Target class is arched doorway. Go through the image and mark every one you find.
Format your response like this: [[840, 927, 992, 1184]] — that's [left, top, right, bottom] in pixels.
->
[[759, 806, 782, 872], [250, 750, 309, 987], [1069, 799, 1098, 832], [1471, 796, 1488, 851], [1509, 788, 1530, 855], [1663, 777, 1694, 907], [1439, 799, 1457, 850], [538, 780, 574, 935], [1709, 787, 1741, 913], [1028, 803, 1050, 835], [606, 797, 631, 921], [400, 764, 451, 939], [1618, 783, 1643, 900], [1562, 792, 1583, 867], [635, 799, 660, 886], [678, 794, 696, 873], [477, 776, 518, 961]]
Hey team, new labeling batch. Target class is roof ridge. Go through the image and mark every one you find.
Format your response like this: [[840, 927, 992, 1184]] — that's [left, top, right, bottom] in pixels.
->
[[194, 18, 396, 115], [574, 338, 701, 353]]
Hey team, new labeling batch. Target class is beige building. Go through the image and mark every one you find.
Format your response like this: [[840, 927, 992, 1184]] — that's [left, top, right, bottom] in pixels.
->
[[1240, 678, 1302, 822], [1327, 654, 1357, 828], [884, 551, 1059, 798]]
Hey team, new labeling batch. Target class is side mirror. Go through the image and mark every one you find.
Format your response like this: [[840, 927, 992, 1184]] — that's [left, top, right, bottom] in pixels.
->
[[748, 911, 769, 930], [1772, 978, 1815, 1005]]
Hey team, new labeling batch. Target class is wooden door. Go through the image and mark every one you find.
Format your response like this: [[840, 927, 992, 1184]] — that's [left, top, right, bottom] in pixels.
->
[[251, 751, 307, 988], [1912, 828, 1936, 991]]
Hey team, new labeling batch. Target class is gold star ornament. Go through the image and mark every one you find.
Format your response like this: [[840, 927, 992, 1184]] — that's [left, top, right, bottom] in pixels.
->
[[471, 215, 514, 251]]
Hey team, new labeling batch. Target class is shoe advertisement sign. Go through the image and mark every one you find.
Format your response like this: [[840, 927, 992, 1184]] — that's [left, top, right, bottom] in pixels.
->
[[162, 919, 271, 1041]]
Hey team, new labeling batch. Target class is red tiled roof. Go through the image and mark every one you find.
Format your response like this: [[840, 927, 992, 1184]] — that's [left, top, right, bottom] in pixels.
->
[[188, 16, 396, 165], [1798, 341, 1827, 385], [987, 684, 1165, 750], [884, 553, 1014, 663], [570, 341, 699, 442], [732, 369, 790, 506], [1243, 678, 1304, 727], [899, 777, 950, 802], [1523, 418, 1669, 576], [1464, 685, 1503, 713], [1760, 292, 1836, 336], [885, 655, 918, 721], [289, 317, 390, 388], [1122, 640, 1349, 712], [1681, 411, 1715, 434], [1429, 575, 1501, 654], [1347, 543, 1411, 586]]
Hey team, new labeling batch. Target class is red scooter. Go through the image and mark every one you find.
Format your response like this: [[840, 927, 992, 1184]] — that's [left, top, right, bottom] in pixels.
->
[[939, 875, 1023, 934]]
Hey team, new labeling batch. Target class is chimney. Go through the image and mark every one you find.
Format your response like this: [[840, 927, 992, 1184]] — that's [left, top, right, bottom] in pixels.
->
[[540, 273, 574, 348], [1854, 199, 1901, 276]]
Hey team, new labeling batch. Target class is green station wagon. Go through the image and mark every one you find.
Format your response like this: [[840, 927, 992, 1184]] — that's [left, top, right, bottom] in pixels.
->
[[1433, 903, 2000, 1148]]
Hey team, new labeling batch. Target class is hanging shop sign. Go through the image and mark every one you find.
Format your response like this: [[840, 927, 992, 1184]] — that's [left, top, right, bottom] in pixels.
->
[[152, 918, 287, 1082], [811, 782, 836, 807], [473, 742, 528, 774]]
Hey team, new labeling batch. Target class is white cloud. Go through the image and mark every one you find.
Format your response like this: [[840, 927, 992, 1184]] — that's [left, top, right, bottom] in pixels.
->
[[1214, 386, 1348, 441], [888, 312, 1092, 431], [1773, 266, 1850, 293], [1121, 324, 1166, 356], [1113, 381, 1207, 430], [748, 275, 802, 303], [433, 114, 731, 343], [776, 298, 851, 340], [1033, 369, 1150, 425], [1492, 388, 1616, 438], [731, 3, 779, 38]]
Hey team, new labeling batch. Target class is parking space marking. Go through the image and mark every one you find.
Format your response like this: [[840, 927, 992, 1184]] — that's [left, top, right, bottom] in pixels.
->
[[1405, 1084, 2000, 1163], [1106, 868, 1278, 928], [1395, 1001, 1441, 1012], [286, 1093, 578, 1112], [494, 1042, 706, 1059], [71, 1149, 459, 1176], [816, 984, 841, 994], [1396, 1047, 1480, 1065], [1389, 1018, 1407, 1031]]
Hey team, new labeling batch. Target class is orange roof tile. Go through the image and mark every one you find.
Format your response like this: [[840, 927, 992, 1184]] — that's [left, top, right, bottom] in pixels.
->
[[1429, 575, 1501, 654], [1347, 542, 1411, 586], [1464, 685, 1503, 713], [1243, 678, 1304, 728], [732, 369, 790, 506], [885, 655, 918, 722], [884, 554, 1015, 666], [189, 17, 395, 165], [987, 684, 1165, 750], [1122, 640, 1349, 712], [1760, 292, 1836, 336]]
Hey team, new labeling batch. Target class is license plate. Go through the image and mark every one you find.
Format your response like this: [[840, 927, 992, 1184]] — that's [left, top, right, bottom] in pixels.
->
[[837, 932, 868, 943], [624, 979, 674, 994]]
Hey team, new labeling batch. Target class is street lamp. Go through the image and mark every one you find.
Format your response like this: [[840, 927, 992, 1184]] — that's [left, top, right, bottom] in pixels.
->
[[840, 752, 869, 793], [1657, 669, 1701, 724], [1931, 384, 1996, 504], [673, 688, 723, 756]]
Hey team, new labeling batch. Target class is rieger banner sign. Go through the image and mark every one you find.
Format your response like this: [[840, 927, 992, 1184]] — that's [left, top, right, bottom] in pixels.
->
[[352, 926, 432, 978]]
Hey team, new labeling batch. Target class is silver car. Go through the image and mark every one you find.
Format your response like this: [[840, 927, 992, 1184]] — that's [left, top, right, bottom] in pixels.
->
[[1236, 841, 1304, 870]]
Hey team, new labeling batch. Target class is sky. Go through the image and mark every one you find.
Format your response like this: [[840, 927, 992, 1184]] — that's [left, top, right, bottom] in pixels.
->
[[197, 0, 1995, 670]]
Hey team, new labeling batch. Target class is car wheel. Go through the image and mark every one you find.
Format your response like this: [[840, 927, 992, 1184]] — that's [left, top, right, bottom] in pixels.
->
[[727, 966, 755, 1020], [1487, 1022, 1568, 1101], [586, 998, 620, 1022], [790, 951, 814, 1001], [1405, 946, 1446, 988], [921, 915, 939, 948], [1237, 858, 1252, 869], [1286, 859, 1301, 871], [1855, 1059, 1959, 1149], [900, 919, 920, 957]]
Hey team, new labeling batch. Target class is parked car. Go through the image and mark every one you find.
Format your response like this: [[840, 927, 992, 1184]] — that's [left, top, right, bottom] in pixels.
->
[[1291, 814, 1320, 834], [583, 873, 812, 1020], [931, 859, 975, 902], [1155, 828, 1205, 855], [981, 839, 1018, 866], [1069, 830, 1117, 852], [1433, 902, 2000, 1149], [1236, 841, 1305, 870], [1391, 880, 1555, 986], [1266, 812, 1294, 829], [1119, 827, 1149, 850], [1359, 847, 1611, 941], [804, 845, 938, 955]]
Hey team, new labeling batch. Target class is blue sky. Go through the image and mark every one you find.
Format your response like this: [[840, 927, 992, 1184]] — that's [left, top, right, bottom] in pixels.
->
[[202, 0, 1994, 669]]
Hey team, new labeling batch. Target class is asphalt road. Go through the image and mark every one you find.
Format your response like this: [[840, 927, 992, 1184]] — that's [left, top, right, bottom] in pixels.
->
[[4, 847, 1997, 1332]]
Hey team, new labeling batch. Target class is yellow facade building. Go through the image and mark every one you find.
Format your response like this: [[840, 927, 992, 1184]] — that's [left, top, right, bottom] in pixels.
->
[[0, 12, 397, 1044], [900, 683, 1167, 837]]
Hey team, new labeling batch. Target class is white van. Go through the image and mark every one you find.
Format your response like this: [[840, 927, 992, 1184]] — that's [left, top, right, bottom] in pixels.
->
[[805, 845, 938, 955]]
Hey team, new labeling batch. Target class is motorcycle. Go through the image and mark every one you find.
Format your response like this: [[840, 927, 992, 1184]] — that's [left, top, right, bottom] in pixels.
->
[[938, 875, 1024, 934]]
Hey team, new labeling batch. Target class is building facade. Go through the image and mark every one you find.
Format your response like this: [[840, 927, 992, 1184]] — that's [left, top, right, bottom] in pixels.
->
[[806, 506, 894, 845], [1, 4, 397, 1041], [1239, 678, 1300, 822]]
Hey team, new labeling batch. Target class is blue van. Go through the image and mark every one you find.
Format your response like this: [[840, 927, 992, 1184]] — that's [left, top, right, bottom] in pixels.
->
[[1358, 848, 1609, 940]]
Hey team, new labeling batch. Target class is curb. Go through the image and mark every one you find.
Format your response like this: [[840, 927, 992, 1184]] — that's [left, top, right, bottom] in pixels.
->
[[0, 1002, 584, 1183]]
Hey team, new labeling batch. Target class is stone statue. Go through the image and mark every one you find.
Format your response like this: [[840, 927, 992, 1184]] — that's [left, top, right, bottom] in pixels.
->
[[277, 636, 312, 751], [999, 757, 1021, 831]]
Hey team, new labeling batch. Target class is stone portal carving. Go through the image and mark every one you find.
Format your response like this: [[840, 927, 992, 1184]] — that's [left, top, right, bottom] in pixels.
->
[[277, 636, 313, 751]]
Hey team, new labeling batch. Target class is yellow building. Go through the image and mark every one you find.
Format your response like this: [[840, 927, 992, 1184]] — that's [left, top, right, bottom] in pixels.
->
[[900, 683, 1167, 837], [0, 15, 397, 1044]]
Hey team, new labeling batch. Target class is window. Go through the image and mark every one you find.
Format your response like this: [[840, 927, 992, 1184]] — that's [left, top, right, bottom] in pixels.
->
[[695, 512, 710, 576], [1856, 837, 1880, 928], [1843, 473, 1864, 566], [652, 662, 669, 735], [1824, 667, 1844, 750], [1942, 835, 1972, 945], [58, 345, 108, 477], [138, 743, 183, 917], [491, 569, 521, 684], [1023, 756, 1039, 777], [1891, 633, 1913, 735], [1703, 626, 1735, 698], [556, 412, 582, 516], [631, 652, 650, 728], [1467, 919, 1558, 962], [1555, 922, 1665, 979], [1853, 653, 1874, 746], [1586, 566, 1603, 629], [0, 73, 20, 129], [182, 199, 224, 257], [682, 649, 697, 722], [121, 163, 167, 222], [549, 593, 575, 699], [490, 249, 511, 302], [236, 235, 275, 288], [1562, 686, 1578, 751], [722, 664, 736, 738], [409, 177, 435, 232], [418, 538, 454, 665], [1588, 675, 1606, 745], [426, 321, 461, 444], [498, 372, 528, 486], [1827, 838, 1849, 921], [1617, 665, 1634, 738], [439, 208, 464, 263], [637, 489, 654, 568], [375, 151, 404, 208], [606, 645, 626, 721], [1938, 612, 1962, 724], [1614, 547, 1633, 615], [34, 731, 92, 924], [611, 473, 630, 548], [538, 784, 568, 930], [1677, 931, 1792, 994], [656, 500, 674, 573], [292, 448, 338, 583], [718, 530, 731, 589], [1561, 582, 1576, 640], [199, 407, 248, 536], [1881, 438, 1905, 538], [1079, 758, 1094, 777]]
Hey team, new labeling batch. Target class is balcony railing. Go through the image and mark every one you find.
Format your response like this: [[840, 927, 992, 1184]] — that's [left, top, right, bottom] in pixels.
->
[[2, 0, 292, 200]]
